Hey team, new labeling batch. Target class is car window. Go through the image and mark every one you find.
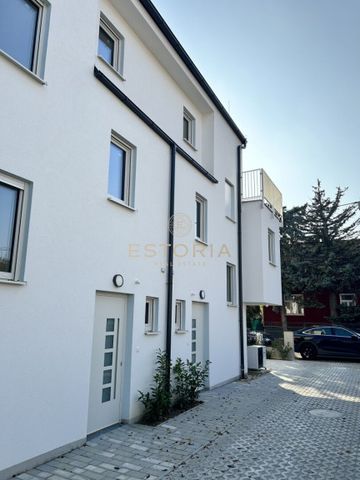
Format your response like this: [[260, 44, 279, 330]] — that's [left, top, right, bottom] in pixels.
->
[[333, 327, 352, 338], [304, 328, 326, 335]]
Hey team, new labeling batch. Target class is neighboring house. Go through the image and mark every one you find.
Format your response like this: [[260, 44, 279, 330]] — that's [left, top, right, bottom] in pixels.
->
[[264, 292, 360, 330], [0, 1, 282, 477]]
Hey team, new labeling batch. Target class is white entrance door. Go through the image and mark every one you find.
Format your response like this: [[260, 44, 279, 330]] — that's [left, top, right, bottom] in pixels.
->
[[191, 302, 207, 365], [88, 292, 127, 434]]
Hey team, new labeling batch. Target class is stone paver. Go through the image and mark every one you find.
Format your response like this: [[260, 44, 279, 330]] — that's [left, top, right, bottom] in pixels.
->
[[17, 359, 360, 480]]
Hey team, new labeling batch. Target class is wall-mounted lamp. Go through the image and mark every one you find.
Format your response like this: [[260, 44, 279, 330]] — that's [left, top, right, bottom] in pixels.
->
[[112, 274, 124, 288]]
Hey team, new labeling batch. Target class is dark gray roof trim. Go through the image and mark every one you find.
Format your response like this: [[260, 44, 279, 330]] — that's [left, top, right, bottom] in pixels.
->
[[138, 0, 247, 146]]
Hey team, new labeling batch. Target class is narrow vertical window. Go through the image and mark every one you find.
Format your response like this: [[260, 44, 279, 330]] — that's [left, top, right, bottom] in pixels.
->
[[226, 263, 236, 305], [268, 229, 275, 264], [225, 179, 235, 220], [0, 173, 30, 281], [145, 297, 158, 333], [195, 193, 207, 242], [107, 133, 134, 207], [98, 13, 124, 75], [175, 300, 185, 331], [0, 0, 50, 77], [183, 107, 196, 147]]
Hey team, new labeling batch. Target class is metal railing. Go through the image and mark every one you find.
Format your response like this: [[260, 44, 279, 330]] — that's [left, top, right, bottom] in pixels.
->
[[242, 169, 283, 219]]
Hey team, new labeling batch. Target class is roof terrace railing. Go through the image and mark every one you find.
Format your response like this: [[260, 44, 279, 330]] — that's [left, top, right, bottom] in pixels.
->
[[242, 169, 283, 220]]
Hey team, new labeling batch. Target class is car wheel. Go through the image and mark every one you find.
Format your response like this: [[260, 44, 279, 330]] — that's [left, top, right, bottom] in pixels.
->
[[300, 343, 317, 360]]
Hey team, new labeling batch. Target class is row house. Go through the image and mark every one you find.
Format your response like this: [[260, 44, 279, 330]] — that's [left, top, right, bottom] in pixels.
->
[[0, 0, 282, 477]]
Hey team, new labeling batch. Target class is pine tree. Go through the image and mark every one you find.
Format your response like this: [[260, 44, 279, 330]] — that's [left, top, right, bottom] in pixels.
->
[[281, 180, 360, 325]]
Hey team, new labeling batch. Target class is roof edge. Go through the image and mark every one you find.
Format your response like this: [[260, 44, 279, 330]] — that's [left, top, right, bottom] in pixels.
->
[[138, 0, 247, 146]]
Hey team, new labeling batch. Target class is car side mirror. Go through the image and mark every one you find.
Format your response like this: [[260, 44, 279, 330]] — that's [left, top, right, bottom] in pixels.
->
[[351, 335, 359, 341]]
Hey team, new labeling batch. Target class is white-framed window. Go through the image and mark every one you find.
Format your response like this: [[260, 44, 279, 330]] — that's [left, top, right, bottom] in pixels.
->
[[175, 300, 186, 331], [195, 193, 207, 243], [225, 179, 235, 220], [145, 297, 159, 333], [0, 172, 31, 282], [268, 228, 275, 265], [183, 107, 196, 147], [226, 263, 236, 305], [284, 294, 304, 316], [0, 0, 50, 78], [107, 132, 135, 208], [98, 13, 124, 75], [339, 293, 356, 307]]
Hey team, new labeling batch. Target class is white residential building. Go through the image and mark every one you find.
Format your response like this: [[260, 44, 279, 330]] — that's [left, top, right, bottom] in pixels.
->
[[0, 0, 282, 477]]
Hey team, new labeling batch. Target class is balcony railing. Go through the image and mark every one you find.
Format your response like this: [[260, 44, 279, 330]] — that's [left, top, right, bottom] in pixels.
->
[[242, 169, 283, 220]]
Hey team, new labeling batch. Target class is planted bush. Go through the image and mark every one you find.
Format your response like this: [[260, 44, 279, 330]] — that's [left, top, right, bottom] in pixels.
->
[[138, 350, 210, 423], [271, 338, 292, 360]]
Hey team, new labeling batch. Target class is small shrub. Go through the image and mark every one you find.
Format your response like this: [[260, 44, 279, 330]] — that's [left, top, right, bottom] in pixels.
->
[[172, 358, 210, 410], [271, 338, 292, 360], [138, 350, 171, 423]]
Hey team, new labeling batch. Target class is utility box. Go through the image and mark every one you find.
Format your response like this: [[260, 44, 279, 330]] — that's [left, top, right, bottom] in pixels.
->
[[247, 345, 266, 370]]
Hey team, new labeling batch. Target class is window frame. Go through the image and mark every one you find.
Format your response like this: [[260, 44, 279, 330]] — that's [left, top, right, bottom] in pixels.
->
[[145, 297, 159, 334], [268, 228, 276, 265], [339, 293, 356, 307], [0, 172, 31, 282], [175, 299, 186, 332], [107, 132, 135, 208], [195, 193, 207, 243], [98, 13, 124, 76], [226, 262, 237, 306], [0, 0, 50, 79], [284, 294, 304, 316], [183, 107, 196, 147], [225, 179, 235, 221]]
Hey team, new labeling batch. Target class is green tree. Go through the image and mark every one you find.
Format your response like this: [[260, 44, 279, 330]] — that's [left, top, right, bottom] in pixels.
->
[[280, 180, 360, 326]]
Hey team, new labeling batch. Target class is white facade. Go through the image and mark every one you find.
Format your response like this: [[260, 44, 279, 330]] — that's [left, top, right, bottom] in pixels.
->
[[0, 0, 281, 477]]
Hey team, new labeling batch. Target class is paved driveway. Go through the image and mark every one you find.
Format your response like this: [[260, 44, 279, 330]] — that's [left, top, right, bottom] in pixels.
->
[[17, 359, 360, 480]]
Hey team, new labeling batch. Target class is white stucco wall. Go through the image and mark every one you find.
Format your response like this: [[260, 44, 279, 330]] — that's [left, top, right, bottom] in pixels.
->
[[0, 0, 274, 475], [242, 201, 282, 306]]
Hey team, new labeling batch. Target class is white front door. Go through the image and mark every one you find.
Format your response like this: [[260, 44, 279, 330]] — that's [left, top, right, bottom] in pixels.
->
[[88, 292, 127, 434], [191, 302, 207, 365]]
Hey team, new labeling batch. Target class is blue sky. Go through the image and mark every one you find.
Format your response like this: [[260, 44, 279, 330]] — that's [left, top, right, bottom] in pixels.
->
[[152, 0, 360, 208]]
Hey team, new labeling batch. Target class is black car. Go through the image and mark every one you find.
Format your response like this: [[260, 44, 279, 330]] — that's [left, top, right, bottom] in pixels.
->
[[294, 325, 360, 360]]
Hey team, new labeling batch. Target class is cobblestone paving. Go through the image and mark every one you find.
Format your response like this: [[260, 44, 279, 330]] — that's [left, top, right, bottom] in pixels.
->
[[17, 359, 360, 480]]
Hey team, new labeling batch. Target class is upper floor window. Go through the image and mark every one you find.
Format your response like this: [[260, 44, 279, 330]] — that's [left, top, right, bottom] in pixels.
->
[[107, 133, 135, 208], [0, 172, 31, 282], [195, 193, 207, 243], [225, 179, 235, 220], [339, 293, 356, 307], [145, 297, 159, 333], [226, 263, 236, 305], [268, 228, 275, 265], [183, 107, 196, 147], [98, 13, 124, 75], [284, 294, 304, 316], [0, 0, 50, 77]]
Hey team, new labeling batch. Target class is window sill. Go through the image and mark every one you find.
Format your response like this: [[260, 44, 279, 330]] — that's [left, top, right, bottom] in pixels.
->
[[227, 303, 237, 307], [0, 49, 46, 85], [225, 215, 236, 224], [183, 138, 197, 151], [145, 331, 160, 336], [97, 55, 126, 81], [107, 196, 136, 211], [0, 278, 27, 286], [175, 329, 188, 334], [195, 237, 208, 246], [269, 261, 277, 267]]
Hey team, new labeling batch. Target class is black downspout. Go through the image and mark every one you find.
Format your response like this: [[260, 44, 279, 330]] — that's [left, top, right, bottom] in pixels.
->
[[237, 144, 246, 379], [165, 143, 176, 392]]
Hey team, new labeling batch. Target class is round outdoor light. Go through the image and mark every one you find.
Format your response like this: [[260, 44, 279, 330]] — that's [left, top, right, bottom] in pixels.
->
[[112, 274, 124, 288], [199, 290, 206, 300]]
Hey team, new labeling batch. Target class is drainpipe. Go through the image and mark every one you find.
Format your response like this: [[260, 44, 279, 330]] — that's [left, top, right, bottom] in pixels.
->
[[237, 144, 246, 379], [165, 143, 176, 392]]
